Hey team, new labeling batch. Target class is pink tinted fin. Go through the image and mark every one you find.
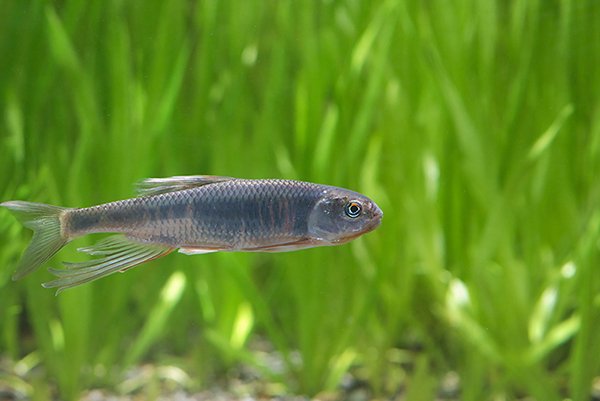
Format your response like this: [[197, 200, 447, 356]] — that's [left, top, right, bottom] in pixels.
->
[[42, 235, 173, 294], [178, 247, 221, 255], [136, 175, 234, 196], [243, 238, 322, 253]]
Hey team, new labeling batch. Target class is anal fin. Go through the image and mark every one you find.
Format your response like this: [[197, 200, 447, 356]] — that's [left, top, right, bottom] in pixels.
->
[[178, 247, 220, 255], [43, 235, 173, 294]]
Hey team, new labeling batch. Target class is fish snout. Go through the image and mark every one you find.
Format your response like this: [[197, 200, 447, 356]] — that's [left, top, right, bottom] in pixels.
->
[[373, 203, 383, 220], [362, 201, 383, 233], [370, 202, 383, 224]]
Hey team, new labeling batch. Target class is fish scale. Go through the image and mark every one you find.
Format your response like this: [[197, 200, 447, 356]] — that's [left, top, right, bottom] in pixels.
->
[[2, 175, 382, 293]]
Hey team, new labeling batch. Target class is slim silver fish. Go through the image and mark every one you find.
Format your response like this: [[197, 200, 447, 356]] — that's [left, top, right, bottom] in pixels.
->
[[1, 176, 383, 293]]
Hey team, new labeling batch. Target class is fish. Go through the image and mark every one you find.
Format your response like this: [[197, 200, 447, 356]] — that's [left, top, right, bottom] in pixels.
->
[[1, 175, 383, 293]]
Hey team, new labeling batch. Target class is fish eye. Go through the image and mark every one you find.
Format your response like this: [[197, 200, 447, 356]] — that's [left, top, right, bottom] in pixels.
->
[[345, 201, 362, 218]]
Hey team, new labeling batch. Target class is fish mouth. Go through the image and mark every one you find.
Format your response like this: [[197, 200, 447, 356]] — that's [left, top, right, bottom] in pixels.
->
[[364, 212, 383, 234]]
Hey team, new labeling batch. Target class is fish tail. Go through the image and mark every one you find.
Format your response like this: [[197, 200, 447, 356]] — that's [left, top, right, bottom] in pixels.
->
[[1, 201, 71, 280]]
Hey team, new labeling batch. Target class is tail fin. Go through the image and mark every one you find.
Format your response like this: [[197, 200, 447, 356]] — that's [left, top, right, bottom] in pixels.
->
[[1, 201, 70, 280]]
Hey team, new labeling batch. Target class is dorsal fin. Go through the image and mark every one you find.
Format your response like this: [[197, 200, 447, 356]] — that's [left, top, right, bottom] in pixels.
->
[[136, 175, 234, 196]]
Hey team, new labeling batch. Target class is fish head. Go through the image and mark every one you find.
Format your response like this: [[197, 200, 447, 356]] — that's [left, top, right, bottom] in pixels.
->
[[307, 188, 383, 244]]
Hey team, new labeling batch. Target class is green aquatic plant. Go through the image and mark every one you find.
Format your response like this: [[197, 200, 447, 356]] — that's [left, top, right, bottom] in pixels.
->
[[1, 0, 600, 400]]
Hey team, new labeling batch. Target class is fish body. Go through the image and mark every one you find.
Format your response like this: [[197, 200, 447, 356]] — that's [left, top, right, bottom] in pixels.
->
[[2, 176, 383, 293]]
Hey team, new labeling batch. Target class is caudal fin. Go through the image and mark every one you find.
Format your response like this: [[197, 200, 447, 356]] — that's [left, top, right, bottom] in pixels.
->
[[1, 201, 70, 280]]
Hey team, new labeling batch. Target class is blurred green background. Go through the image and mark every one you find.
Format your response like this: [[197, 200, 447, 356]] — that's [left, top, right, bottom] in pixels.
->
[[1, 0, 600, 400]]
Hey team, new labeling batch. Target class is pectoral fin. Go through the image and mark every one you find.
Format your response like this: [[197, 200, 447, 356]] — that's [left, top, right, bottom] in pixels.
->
[[43, 235, 173, 294], [243, 238, 322, 253], [136, 175, 234, 196]]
